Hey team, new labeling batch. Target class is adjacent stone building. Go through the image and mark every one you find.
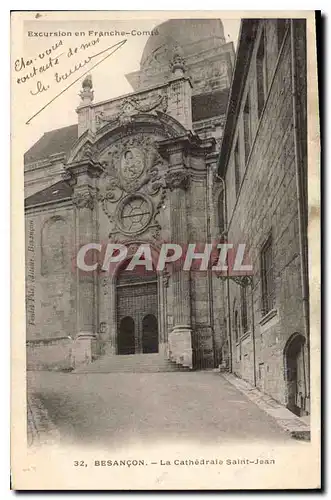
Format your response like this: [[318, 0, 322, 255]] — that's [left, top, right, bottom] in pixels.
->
[[217, 19, 309, 416]]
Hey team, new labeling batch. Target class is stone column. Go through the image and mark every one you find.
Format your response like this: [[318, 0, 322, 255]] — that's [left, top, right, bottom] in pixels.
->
[[165, 167, 192, 368], [66, 158, 103, 366]]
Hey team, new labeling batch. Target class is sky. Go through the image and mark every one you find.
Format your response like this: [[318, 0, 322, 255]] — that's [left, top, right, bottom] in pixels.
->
[[17, 17, 241, 153]]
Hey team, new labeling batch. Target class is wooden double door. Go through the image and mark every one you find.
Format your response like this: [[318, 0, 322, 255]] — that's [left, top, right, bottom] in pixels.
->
[[116, 277, 159, 355]]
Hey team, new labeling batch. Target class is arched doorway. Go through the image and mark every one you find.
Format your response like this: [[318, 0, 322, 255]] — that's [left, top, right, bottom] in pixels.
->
[[118, 317, 135, 355], [284, 333, 306, 416], [116, 261, 158, 354], [142, 314, 158, 353]]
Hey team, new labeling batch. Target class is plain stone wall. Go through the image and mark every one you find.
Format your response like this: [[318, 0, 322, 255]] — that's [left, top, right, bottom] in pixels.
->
[[225, 22, 306, 404], [188, 172, 215, 368], [25, 207, 76, 342], [26, 338, 73, 371]]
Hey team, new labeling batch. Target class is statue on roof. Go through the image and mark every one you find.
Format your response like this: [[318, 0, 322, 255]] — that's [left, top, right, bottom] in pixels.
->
[[79, 74, 94, 105], [82, 74, 93, 90]]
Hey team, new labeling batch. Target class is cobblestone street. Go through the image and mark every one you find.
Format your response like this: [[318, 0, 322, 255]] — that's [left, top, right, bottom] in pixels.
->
[[28, 371, 296, 447]]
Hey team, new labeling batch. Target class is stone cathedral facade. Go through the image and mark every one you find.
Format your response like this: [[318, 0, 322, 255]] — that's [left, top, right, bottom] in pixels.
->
[[25, 19, 235, 372]]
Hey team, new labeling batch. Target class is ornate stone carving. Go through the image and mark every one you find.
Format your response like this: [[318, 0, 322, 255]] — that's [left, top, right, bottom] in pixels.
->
[[99, 134, 166, 196], [163, 273, 170, 288], [165, 169, 189, 191], [101, 276, 109, 295], [72, 191, 95, 210], [95, 90, 168, 130], [98, 134, 171, 239], [150, 226, 161, 241], [120, 147, 145, 181]]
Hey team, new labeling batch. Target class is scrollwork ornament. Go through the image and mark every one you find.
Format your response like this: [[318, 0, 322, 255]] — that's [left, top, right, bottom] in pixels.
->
[[150, 226, 161, 242], [101, 277, 109, 295]]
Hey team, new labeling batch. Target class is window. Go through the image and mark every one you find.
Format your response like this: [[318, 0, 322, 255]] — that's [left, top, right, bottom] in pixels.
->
[[243, 95, 251, 163], [261, 235, 275, 315], [256, 28, 267, 119], [277, 19, 288, 51], [234, 140, 240, 197], [241, 286, 248, 333]]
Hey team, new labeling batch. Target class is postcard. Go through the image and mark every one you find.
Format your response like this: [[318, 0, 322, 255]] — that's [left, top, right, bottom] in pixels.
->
[[11, 10, 320, 490]]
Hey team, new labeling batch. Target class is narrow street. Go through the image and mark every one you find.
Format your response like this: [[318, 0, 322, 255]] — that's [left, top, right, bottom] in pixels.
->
[[28, 371, 295, 447]]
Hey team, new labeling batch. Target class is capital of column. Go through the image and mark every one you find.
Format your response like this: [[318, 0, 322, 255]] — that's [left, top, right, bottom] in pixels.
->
[[157, 133, 215, 162], [165, 169, 189, 191], [72, 188, 97, 210]]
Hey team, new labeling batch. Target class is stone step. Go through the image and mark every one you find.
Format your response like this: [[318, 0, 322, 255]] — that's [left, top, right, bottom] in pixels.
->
[[73, 353, 191, 373]]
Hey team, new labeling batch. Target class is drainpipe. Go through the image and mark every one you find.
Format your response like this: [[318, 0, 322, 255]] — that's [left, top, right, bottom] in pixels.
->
[[215, 172, 233, 373], [290, 20, 310, 406], [206, 161, 217, 368], [226, 272, 233, 373], [250, 280, 257, 387]]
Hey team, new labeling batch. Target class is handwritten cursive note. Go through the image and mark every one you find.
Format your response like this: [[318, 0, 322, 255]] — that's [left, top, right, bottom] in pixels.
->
[[15, 38, 127, 124]]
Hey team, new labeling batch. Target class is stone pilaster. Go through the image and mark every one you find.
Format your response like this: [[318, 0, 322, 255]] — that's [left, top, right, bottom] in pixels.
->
[[165, 165, 192, 368], [158, 134, 215, 369], [167, 78, 192, 131], [65, 159, 103, 365]]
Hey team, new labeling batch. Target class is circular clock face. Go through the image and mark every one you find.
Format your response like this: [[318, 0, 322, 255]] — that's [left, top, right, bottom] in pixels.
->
[[118, 195, 152, 234]]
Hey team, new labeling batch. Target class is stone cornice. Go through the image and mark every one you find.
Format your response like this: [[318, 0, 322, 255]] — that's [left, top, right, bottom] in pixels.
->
[[157, 133, 215, 159], [65, 158, 104, 179], [24, 198, 73, 213], [24, 152, 66, 172]]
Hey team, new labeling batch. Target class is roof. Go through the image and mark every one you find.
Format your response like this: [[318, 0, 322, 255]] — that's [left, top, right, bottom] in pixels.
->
[[217, 19, 259, 176], [25, 180, 73, 208], [192, 89, 229, 122], [24, 124, 78, 164]]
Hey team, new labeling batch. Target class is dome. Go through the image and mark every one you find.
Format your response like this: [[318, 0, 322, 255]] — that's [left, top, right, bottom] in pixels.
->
[[140, 19, 226, 69]]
